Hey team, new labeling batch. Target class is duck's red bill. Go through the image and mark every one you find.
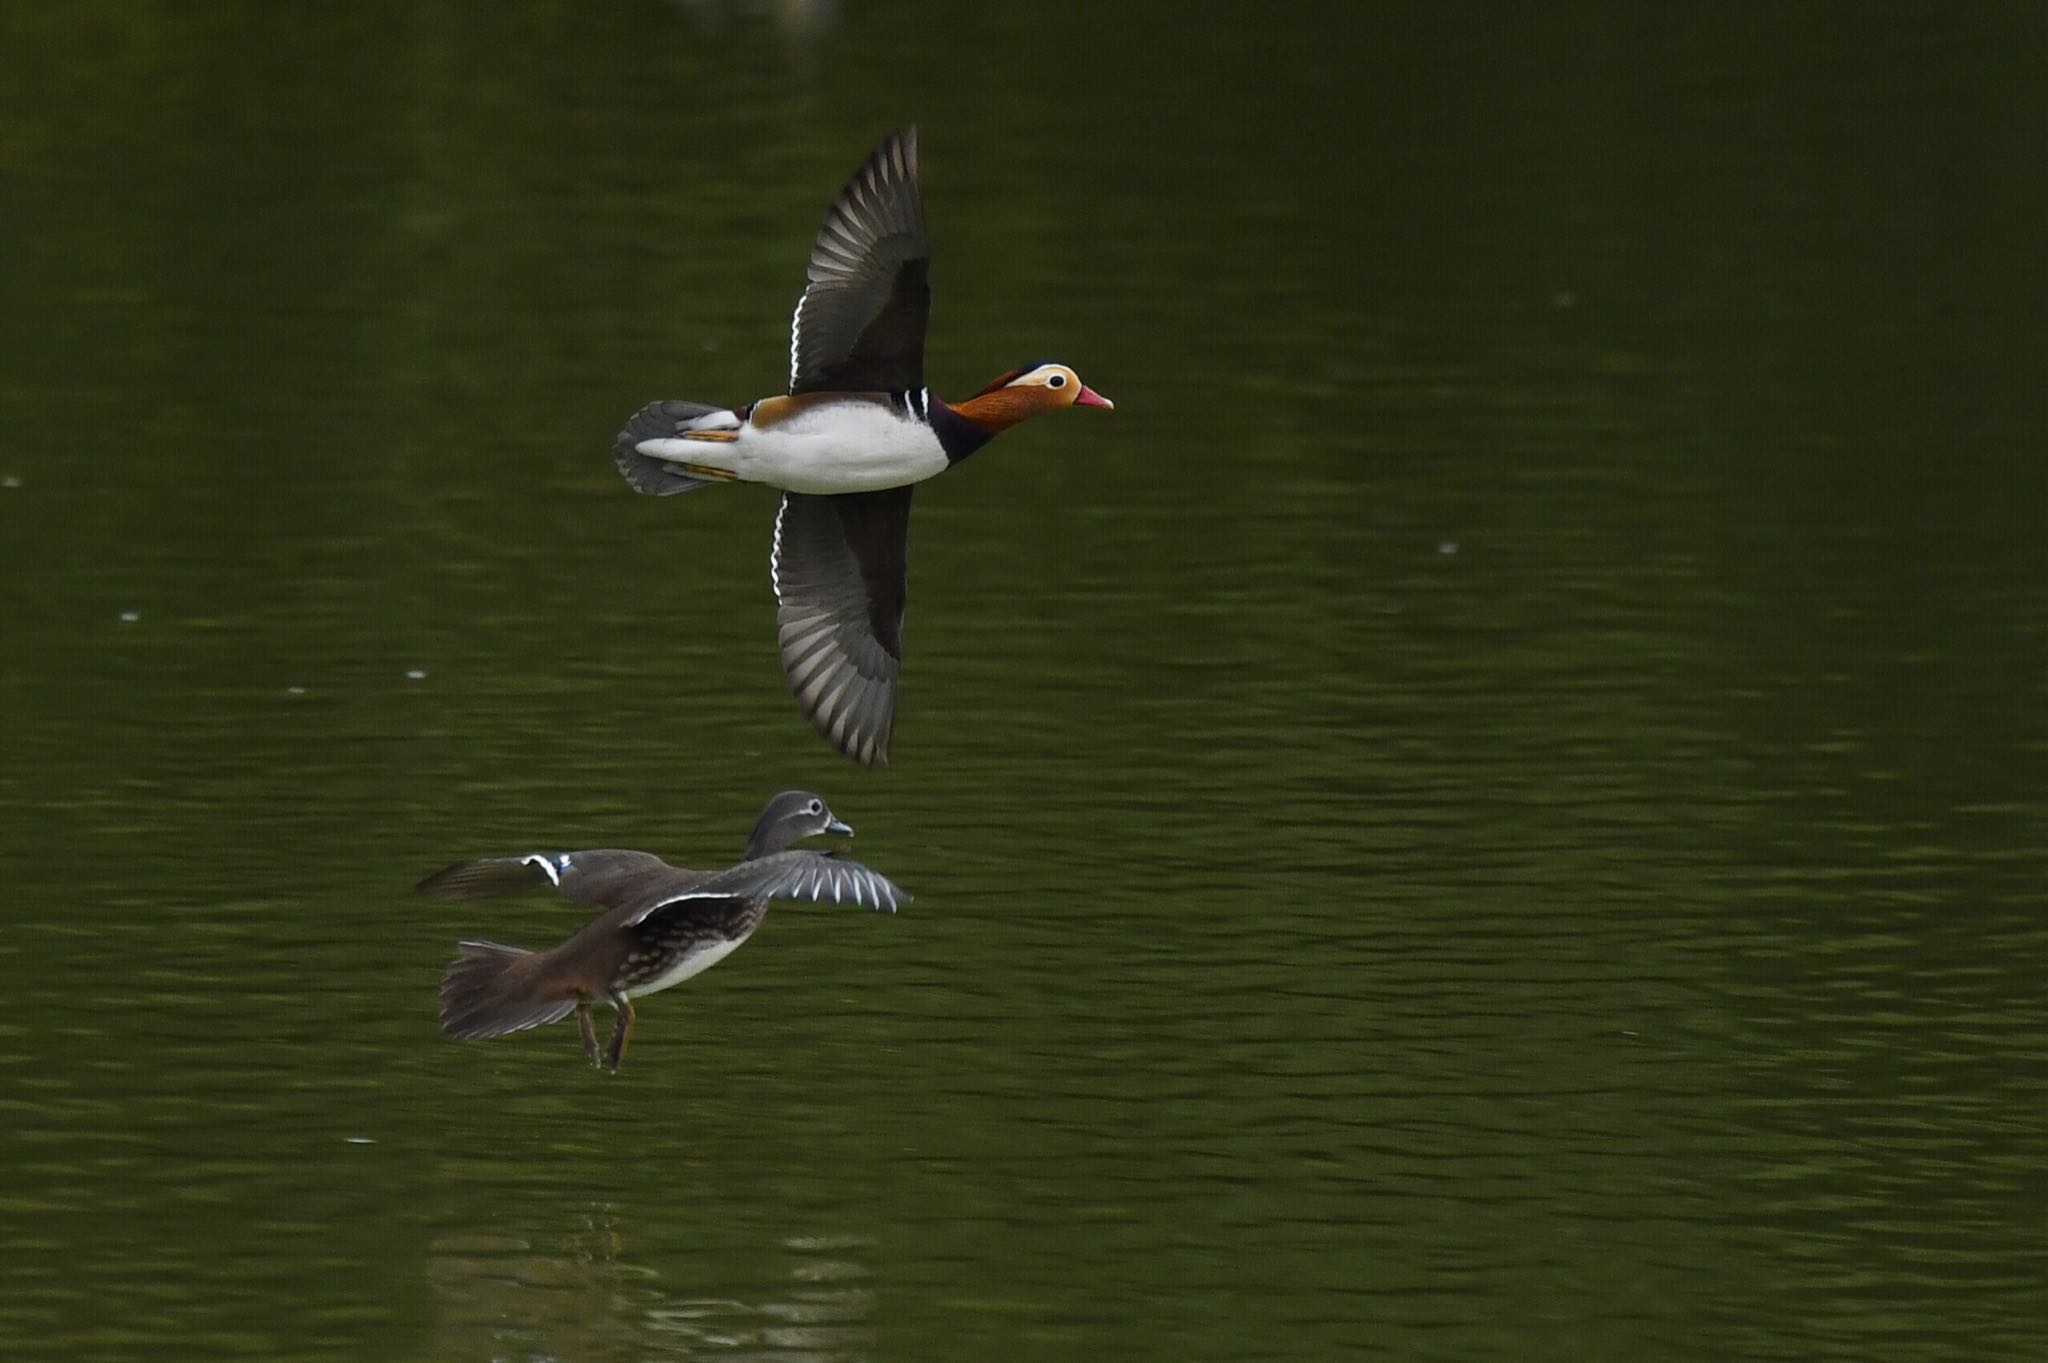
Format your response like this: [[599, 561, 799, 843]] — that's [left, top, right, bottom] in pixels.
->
[[1074, 385, 1114, 409]]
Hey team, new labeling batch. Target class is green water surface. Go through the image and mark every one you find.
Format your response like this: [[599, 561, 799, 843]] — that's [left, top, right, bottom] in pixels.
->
[[3, 4, 2046, 1360]]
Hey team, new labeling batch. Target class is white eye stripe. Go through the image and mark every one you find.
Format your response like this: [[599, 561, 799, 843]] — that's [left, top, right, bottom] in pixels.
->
[[1009, 363, 1073, 389]]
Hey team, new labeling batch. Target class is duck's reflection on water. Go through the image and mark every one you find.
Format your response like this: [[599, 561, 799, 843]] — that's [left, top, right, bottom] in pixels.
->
[[428, 1211, 873, 1361]]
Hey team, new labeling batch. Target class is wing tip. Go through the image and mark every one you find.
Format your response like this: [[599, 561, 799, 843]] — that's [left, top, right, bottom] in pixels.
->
[[890, 125, 918, 182], [783, 660, 894, 768], [862, 126, 918, 189], [416, 859, 491, 898]]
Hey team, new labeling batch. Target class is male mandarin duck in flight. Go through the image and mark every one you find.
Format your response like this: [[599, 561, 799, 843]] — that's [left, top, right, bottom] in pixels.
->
[[611, 128, 1112, 767]]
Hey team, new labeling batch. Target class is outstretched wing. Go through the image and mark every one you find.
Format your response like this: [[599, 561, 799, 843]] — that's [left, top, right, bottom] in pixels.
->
[[416, 849, 704, 912], [626, 849, 911, 924], [789, 128, 930, 395], [772, 488, 910, 766]]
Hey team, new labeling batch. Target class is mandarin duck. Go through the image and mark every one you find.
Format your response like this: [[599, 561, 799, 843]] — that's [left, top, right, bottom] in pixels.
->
[[423, 791, 908, 1072], [612, 128, 1112, 766]]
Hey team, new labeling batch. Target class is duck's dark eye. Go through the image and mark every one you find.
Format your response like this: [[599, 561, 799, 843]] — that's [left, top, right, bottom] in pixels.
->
[[808, 799, 823, 815], [1047, 373, 1067, 389]]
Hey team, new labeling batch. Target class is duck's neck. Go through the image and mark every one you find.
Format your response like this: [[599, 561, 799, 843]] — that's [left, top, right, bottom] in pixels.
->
[[931, 389, 1045, 464], [743, 814, 790, 862]]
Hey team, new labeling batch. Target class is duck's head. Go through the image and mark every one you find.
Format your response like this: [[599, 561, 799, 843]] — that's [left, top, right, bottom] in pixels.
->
[[746, 790, 854, 859], [951, 362, 1113, 432]]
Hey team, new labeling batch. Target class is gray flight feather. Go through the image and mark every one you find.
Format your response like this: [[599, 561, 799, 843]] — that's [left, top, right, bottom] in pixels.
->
[[417, 849, 702, 913], [771, 488, 910, 766], [625, 849, 910, 923], [789, 128, 931, 395]]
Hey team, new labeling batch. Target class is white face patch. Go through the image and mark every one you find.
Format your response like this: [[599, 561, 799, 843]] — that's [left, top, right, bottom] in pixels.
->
[[1008, 363, 1079, 391]]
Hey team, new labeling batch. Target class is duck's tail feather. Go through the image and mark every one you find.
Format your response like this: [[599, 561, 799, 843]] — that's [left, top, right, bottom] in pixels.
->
[[439, 940, 577, 1040], [613, 400, 733, 495]]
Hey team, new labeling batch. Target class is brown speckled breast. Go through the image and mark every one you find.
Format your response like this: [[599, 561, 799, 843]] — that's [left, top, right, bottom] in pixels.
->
[[612, 899, 769, 994]]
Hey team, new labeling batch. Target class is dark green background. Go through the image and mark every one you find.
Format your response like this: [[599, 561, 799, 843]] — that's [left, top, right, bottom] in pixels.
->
[[4, 4, 2045, 1359]]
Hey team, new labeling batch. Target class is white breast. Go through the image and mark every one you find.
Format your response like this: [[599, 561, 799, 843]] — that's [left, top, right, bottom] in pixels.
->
[[737, 402, 949, 494]]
